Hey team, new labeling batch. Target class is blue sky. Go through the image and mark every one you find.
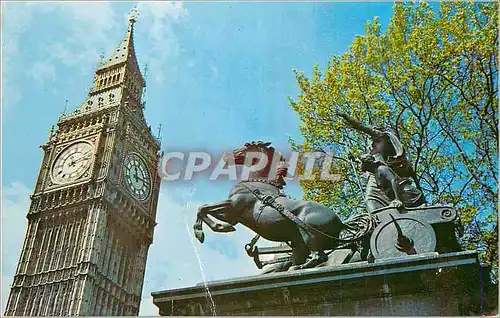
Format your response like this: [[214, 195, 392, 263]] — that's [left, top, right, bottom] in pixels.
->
[[1, 2, 395, 315]]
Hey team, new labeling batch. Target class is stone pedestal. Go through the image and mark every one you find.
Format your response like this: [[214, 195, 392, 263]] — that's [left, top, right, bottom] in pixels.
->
[[151, 251, 495, 316]]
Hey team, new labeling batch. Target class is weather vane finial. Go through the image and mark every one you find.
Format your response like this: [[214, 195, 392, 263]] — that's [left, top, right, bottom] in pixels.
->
[[128, 6, 138, 24]]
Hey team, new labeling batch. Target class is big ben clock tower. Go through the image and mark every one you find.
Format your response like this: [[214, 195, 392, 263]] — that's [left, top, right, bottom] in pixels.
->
[[4, 10, 161, 316]]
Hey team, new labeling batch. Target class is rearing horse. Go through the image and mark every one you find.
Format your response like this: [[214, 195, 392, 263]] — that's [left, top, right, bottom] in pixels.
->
[[193, 141, 364, 270]]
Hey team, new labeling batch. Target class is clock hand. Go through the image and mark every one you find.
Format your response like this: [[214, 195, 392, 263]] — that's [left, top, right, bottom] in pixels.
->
[[68, 151, 92, 167], [72, 153, 92, 164], [82, 150, 92, 157], [135, 174, 147, 182]]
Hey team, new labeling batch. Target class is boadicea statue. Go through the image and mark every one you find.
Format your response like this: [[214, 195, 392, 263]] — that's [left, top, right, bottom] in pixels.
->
[[336, 112, 424, 212], [194, 130, 463, 272], [193, 141, 376, 271]]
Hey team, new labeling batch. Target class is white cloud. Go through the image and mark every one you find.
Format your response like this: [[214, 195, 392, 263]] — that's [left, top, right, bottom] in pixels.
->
[[136, 2, 189, 85], [137, 1, 188, 22], [2, 3, 36, 66], [1, 181, 31, 313], [28, 61, 56, 84], [2, 80, 22, 110], [209, 64, 219, 79], [2, 2, 190, 112], [45, 3, 120, 75], [2, 3, 37, 109], [2, 3, 117, 111], [3, 2, 120, 80]]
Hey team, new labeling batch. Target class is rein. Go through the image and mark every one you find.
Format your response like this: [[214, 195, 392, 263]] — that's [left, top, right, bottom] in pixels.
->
[[240, 178, 285, 189], [241, 182, 376, 244], [240, 183, 344, 242]]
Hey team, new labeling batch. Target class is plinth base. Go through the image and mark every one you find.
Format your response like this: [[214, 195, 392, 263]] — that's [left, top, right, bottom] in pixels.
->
[[151, 251, 495, 315]]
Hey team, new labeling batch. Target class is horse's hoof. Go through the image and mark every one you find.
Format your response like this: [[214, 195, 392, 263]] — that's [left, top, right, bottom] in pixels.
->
[[288, 265, 302, 271], [194, 230, 205, 243]]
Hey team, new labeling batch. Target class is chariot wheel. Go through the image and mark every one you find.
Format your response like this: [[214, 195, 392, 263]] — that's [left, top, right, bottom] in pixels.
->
[[370, 213, 436, 259]]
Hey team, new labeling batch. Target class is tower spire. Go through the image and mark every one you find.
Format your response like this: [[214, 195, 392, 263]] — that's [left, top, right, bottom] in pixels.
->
[[97, 6, 143, 81]]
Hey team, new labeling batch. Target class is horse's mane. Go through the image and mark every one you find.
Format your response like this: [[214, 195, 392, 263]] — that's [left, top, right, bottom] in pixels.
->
[[247, 141, 288, 187], [272, 148, 288, 186]]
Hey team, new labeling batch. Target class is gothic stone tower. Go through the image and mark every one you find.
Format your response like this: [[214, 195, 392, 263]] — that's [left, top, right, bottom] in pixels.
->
[[4, 12, 161, 316]]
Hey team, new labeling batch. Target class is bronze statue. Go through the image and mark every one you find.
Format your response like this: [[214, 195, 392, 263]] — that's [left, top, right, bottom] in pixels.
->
[[358, 153, 424, 208], [193, 141, 375, 271], [193, 139, 462, 271], [337, 112, 424, 212]]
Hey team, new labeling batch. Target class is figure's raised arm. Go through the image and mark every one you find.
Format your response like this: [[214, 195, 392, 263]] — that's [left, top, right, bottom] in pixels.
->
[[336, 112, 383, 138]]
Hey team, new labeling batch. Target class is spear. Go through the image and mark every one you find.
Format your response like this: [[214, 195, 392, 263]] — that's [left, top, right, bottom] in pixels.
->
[[348, 152, 364, 196]]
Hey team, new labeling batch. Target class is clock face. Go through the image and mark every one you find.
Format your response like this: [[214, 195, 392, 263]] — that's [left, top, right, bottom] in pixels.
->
[[52, 142, 94, 184], [123, 153, 151, 201]]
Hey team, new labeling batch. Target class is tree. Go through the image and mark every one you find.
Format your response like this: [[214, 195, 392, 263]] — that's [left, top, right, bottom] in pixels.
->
[[289, 2, 498, 275]]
